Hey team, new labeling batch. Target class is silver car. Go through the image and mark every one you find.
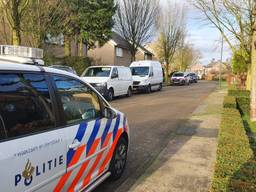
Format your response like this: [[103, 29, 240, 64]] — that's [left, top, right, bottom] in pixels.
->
[[171, 72, 190, 85]]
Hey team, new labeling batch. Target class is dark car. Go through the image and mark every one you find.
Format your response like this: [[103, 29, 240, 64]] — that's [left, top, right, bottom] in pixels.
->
[[188, 72, 198, 83], [49, 65, 77, 75]]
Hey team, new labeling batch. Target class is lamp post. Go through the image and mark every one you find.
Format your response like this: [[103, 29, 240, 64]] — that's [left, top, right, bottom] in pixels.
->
[[219, 35, 224, 88]]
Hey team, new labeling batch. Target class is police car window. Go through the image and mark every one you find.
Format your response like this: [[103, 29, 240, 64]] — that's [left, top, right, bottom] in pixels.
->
[[53, 76, 101, 124], [0, 114, 6, 140], [0, 73, 55, 140]]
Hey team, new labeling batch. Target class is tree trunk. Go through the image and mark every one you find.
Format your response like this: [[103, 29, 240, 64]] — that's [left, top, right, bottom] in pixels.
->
[[12, 29, 20, 45], [79, 40, 83, 57], [165, 61, 170, 84], [84, 43, 88, 57], [131, 52, 136, 62], [250, 28, 256, 121], [246, 65, 251, 90], [64, 36, 71, 57]]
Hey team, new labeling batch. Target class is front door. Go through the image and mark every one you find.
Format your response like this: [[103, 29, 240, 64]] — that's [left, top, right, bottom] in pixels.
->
[[51, 75, 113, 192], [110, 67, 120, 96], [0, 72, 67, 192]]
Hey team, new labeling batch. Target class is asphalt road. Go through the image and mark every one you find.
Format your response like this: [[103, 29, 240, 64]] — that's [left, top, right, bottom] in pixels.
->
[[94, 81, 217, 192]]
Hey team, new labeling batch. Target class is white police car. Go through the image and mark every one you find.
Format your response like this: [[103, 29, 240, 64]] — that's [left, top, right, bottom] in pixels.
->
[[0, 45, 129, 192]]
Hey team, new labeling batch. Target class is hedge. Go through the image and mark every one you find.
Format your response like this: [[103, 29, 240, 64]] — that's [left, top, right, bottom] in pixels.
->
[[236, 97, 250, 116], [223, 96, 237, 109], [44, 56, 92, 76], [211, 108, 255, 192], [61, 56, 91, 76], [228, 89, 250, 97]]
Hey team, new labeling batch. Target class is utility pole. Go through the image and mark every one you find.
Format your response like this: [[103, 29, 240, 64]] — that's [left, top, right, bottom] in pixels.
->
[[219, 34, 224, 88]]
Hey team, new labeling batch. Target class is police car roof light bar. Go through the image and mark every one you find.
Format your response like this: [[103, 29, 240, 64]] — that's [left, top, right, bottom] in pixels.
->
[[0, 45, 43, 59]]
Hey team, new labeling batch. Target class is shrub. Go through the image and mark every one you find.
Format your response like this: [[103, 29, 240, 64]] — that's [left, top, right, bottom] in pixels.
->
[[211, 108, 254, 192], [236, 97, 250, 116], [43, 54, 60, 66], [228, 89, 250, 97], [44, 56, 92, 76], [61, 56, 91, 76], [223, 96, 237, 109]]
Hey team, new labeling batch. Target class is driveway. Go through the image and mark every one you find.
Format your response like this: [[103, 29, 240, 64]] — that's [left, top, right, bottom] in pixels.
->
[[94, 81, 217, 192]]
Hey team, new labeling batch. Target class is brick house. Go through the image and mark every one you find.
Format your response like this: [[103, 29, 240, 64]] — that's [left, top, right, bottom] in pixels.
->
[[88, 32, 154, 67]]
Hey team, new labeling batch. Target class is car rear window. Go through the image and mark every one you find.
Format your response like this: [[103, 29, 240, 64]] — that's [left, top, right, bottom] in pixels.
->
[[173, 73, 184, 77]]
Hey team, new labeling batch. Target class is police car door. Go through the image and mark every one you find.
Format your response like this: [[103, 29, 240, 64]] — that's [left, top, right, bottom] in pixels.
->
[[0, 72, 67, 192], [52, 75, 112, 191]]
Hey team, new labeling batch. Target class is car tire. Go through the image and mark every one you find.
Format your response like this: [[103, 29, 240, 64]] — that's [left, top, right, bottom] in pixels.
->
[[158, 83, 163, 91], [146, 84, 151, 93], [107, 88, 114, 101], [109, 137, 128, 181], [127, 87, 132, 97]]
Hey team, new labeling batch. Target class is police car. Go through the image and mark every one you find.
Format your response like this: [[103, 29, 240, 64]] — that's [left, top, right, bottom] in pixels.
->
[[0, 45, 129, 192]]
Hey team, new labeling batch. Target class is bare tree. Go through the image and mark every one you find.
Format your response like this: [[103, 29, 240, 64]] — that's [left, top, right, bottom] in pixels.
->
[[23, 0, 66, 48], [0, 0, 29, 45], [192, 0, 255, 88], [114, 0, 159, 61], [192, 0, 256, 121], [174, 44, 202, 71], [153, 3, 186, 82], [192, 0, 254, 52]]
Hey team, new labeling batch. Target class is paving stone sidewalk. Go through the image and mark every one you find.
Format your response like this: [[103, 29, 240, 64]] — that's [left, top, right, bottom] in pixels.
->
[[129, 88, 227, 192]]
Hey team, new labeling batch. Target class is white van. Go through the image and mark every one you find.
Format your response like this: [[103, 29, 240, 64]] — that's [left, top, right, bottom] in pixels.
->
[[0, 45, 129, 192], [130, 61, 163, 93], [81, 66, 133, 101]]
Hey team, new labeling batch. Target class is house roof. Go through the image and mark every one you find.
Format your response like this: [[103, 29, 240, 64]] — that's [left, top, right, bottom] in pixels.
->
[[111, 32, 130, 50], [111, 32, 154, 56]]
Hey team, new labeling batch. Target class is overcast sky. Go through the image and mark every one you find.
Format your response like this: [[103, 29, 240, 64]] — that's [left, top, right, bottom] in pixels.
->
[[159, 0, 232, 65]]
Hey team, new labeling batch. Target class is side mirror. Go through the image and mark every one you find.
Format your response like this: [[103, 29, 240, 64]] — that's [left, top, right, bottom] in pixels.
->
[[104, 107, 117, 119], [149, 71, 154, 77]]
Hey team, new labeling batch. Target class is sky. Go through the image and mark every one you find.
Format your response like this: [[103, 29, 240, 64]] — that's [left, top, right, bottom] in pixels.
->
[[159, 0, 232, 65]]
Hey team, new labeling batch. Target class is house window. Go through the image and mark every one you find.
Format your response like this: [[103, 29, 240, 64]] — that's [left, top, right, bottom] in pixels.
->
[[116, 47, 123, 57]]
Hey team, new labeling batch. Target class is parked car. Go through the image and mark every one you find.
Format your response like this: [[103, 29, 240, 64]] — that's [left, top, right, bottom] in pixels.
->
[[187, 72, 198, 83], [48, 65, 77, 75], [0, 45, 129, 192], [81, 66, 133, 101], [130, 60, 163, 93], [171, 72, 190, 85]]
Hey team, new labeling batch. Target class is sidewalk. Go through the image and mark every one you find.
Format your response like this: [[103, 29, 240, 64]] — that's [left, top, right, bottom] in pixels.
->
[[129, 87, 227, 192]]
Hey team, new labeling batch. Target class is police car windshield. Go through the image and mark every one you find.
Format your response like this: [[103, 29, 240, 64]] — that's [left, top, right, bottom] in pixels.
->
[[83, 67, 111, 77], [173, 73, 184, 77], [131, 67, 149, 76]]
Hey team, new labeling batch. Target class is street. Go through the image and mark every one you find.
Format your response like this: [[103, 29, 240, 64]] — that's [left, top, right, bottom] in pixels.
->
[[94, 81, 217, 192]]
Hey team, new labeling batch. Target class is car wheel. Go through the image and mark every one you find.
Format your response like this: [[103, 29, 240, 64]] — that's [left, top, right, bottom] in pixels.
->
[[158, 83, 163, 91], [146, 84, 151, 93], [107, 88, 114, 101], [127, 87, 132, 97], [109, 137, 128, 181]]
